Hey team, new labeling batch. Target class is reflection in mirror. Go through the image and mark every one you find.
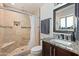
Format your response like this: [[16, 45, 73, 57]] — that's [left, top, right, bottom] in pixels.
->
[[60, 17, 65, 29], [67, 16, 74, 29], [59, 15, 74, 29]]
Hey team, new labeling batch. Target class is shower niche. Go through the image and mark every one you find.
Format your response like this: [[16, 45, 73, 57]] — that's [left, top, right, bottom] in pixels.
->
[[14, 21, 20, 26]]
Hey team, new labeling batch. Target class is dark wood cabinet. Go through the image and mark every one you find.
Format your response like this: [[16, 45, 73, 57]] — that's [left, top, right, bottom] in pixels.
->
[[42, 41, 54, 56], [42, 41, 50, 56], [42, 41, 78, 56], [55, 46, 78, 56]]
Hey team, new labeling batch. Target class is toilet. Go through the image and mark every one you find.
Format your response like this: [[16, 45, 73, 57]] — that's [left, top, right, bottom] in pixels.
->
[[28, 41, 42, 56]]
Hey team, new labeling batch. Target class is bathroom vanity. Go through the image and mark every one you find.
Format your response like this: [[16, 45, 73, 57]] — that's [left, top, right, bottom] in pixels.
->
[[42, 38, 78, 56], [41, 3, 79, 56]]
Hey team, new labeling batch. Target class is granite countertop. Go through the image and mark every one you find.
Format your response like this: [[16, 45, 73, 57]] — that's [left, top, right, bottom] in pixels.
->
[[41, 37, 79, 55]]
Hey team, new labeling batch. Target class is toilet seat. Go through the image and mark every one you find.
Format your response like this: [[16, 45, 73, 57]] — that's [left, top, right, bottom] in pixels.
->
[[31, 46, 42, 52], [31, 46, 42, 55]]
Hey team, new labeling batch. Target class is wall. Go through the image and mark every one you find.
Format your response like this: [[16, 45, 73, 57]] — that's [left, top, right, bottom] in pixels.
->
[[0, 9, 30, 54], [40, 4, 54, 39]]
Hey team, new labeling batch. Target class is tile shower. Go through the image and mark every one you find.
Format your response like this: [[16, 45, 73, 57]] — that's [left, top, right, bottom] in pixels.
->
[[0, 9, 31, 55]]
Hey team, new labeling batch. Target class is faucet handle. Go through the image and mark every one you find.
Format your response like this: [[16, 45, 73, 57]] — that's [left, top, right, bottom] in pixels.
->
[[61, 34, 64, 39], [58, 35, 60, 39]]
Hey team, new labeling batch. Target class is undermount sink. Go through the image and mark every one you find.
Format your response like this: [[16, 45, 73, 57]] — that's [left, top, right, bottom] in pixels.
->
[[50, 39, 72, 46]]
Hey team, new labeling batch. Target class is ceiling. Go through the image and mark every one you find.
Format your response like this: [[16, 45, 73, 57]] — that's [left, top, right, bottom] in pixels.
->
[[4, 3, 45, 14]]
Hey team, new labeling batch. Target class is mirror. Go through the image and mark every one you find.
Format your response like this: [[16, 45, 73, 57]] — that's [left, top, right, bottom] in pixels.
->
[[53, 3, 75, 32]]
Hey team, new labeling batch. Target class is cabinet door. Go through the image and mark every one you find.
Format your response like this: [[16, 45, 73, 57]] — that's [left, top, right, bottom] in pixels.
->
[[55, 46, 78, 56], [42, 41, 51, 56], [42, 41, 55, 56], [42, 41, 50, 56], [51, 44, 55, 56]]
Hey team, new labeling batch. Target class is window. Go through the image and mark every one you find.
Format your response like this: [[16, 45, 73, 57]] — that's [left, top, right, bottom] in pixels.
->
[[67, 16, 73, 28], [60, 18, 65, 28], [60, 15, 74, 29]]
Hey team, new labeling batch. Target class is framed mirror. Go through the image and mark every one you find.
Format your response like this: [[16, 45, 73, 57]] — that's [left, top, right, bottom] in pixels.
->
[[53, 3, 76, 33]]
